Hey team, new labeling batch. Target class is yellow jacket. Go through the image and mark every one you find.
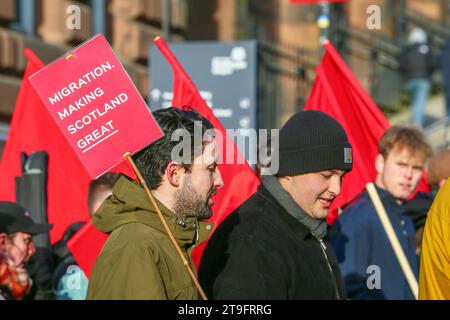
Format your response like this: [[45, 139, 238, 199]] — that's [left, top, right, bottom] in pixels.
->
[[419, 179, 450, 299]]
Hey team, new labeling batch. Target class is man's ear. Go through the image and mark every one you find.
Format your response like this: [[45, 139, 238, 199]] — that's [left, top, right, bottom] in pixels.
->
[[165, 161, 184, 187], [375, 154, 385, 175], [280, 175, 292, 183]]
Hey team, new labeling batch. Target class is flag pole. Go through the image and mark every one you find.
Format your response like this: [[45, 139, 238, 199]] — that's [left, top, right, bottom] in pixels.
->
[[366, 182, 419, 299], [123, 151, 208, 300]]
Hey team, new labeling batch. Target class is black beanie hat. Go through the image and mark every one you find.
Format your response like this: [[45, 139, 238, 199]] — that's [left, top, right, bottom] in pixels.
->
[[276, 110, 353, 176], [0, 201, 52, 235]]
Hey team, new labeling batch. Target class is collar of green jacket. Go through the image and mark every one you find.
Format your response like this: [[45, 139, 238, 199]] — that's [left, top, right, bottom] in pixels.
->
[[92, 175, 214, 248]]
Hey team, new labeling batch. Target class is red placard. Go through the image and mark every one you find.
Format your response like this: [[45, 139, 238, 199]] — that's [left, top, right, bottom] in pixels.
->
[[29, 34, 163, 178]]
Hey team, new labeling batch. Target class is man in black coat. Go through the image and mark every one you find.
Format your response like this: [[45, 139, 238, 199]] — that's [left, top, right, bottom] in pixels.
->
[[199, 110, 353, 299]]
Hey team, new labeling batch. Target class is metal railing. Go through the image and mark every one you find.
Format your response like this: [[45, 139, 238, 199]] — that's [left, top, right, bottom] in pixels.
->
[[257, 38, 319, 129]]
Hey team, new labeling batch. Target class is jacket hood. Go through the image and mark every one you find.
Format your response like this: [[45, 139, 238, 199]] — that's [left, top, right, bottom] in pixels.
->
[[92, 175, 212, 248]]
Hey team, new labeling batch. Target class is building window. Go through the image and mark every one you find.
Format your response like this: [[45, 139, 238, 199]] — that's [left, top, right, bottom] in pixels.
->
[[9, 0, 35, 37]]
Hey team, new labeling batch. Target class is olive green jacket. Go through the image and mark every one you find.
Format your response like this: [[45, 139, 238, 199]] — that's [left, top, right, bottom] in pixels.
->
[[86, 176, 213, 300]]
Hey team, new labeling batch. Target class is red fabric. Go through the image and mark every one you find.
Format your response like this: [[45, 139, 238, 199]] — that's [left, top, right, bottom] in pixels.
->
[[304, 41, 429, 225], [154, 37, 260, 267], [0, 49, 92, 243]]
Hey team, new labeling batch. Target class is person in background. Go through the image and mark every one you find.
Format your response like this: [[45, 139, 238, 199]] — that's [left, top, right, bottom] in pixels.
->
[[427, 148, 450, 190], [87, 173, 121, 215], [52, 173, 120, 300], [399, 27, 436, 127], [405, 149, 450, 257], [403, 192, 433, 257], [0, 201, 52, 300], [331, 125, 432, 300]]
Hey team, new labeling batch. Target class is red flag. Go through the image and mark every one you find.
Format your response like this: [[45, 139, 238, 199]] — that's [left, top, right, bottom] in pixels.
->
[[0, 49, 92, 242], [154, 37, 260, 267], [304, 41, 428, 224]]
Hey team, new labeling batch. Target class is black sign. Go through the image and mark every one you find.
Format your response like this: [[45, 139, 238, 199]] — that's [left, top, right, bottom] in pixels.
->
[[149, 41, 257, 163]]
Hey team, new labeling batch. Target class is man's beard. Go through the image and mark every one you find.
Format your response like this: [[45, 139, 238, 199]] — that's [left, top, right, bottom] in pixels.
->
[[173, 176, 215, 222]]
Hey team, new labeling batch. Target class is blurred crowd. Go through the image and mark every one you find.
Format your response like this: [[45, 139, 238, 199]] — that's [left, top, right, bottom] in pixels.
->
[[399, 28, 450, 127]]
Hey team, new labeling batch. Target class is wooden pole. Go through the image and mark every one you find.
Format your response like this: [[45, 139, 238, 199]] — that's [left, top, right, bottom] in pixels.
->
[[366, 182, 419, 299], [123, 152, 207, 300]]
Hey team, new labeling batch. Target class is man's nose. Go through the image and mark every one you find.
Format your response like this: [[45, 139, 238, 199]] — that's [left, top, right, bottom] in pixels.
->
[[28, 241, 36, 258], [404, 166, 413, 179], [214, 167, 224, 189], [328, 175, 342, 196]]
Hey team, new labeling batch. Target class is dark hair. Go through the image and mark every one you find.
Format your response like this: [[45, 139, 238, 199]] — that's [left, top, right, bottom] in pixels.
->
[[87, 172, 121, 214], [378, 125, 432, 160], [132, 108, 213, 189]]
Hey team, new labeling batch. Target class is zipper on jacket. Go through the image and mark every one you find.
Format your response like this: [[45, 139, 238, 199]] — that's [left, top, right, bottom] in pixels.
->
[[318, 238, 341, 299]]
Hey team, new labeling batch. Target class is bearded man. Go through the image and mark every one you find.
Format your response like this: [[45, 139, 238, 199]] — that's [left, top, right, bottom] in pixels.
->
[[86, 108, 223, 300]]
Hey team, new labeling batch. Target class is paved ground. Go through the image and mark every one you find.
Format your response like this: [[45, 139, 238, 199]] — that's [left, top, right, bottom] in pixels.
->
[[388, 94, 450, 151]]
